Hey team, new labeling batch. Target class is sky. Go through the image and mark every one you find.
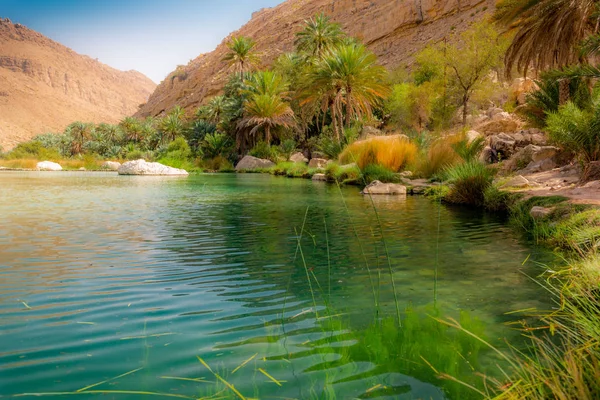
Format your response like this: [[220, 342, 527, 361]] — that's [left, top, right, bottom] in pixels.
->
[[1, 0, 285, 83]]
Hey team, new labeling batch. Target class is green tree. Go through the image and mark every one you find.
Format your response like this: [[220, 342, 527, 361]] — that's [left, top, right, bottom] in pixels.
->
[[239, 93, 295, 144], [416, 23, 506, 126], [222, 36, 260, 76], [243, 70, 290, 97], [65, 121, 93, 155], [294, 13, 344, 58], [160, 113, 184, 143], [197, 96, 227, 124], [119, 117, 144, 144], [304, 43, 389, 141]]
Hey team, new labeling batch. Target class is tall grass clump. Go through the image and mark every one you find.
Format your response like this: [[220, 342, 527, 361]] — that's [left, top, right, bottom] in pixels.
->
[[325, 162, 362, 184], [339, 136, 417, 172], [443, 162, 496, 206], [361, 163, 400, 183], [415, 134, 462, 179]]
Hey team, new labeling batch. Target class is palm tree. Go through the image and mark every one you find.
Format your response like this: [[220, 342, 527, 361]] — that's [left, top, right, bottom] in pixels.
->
[[119, 117, 144, 144], [243, 70, 290, 98], [302, 43, 389, 141], [222, 36, 260, 76], [65, 121, 93, 155], [295, 13, 344, 58], [494, 0, 599, 76], [238, 93, 295, 144], [198, 96, 227, 124], [160, 113, 184, 143]]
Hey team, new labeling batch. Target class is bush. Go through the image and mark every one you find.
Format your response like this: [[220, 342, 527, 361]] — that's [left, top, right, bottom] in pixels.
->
[[339, 136, 417, 172], [546, 102, 600, 179], [203, 156, 233, 172], [5, 141, 61, 160], [361, 163, 400, 183], [483, 185, 518, 212], [249, 141, 279, 162], [186, 120, 216, 154], [325, 162, 362, 184], [279, 139, 297, 161], [317, 135, 344, 160], [414, 135, 462, 178], [201, 133, 233, 159], [451, 136, 486, 162], [443, 161, 496, 206]]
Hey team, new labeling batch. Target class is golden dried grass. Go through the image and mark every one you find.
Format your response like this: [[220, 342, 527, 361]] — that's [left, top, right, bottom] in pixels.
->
[[339, 135, 417, 172]]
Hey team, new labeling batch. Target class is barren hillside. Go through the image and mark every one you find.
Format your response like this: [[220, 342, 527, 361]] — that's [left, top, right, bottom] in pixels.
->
[[137, 0, 495, 118], [0, 18, 156, 150]]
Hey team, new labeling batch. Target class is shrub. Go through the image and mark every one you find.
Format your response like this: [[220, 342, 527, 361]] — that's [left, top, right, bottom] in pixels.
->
[[546, 102, 600, 179], [5, 141, 62, 160], [279, 139, 297, 161], [186, 120, 216, 154], [339, 136, 417, 172], [361, 163, 400, 183], [443, 161, 496, 206], [249, 141, 279, 162], [325, 162, 362, 184], [203, 156, 233, 172], [270, 161, 295, 176], [317, 135, 344, 159], [483, 185, 518, 212], [414, 135, 462, 178], [201, 133, 233, 159], [451, 136, 486, 162]]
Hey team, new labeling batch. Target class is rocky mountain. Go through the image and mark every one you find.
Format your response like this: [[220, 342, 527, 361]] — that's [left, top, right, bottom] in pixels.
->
[[0, 18, 156, 150], [137, 0, 495, 118]]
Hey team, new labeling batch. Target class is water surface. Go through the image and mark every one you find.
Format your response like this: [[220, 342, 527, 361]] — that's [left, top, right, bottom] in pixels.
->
[[0, 172, 555, 399]]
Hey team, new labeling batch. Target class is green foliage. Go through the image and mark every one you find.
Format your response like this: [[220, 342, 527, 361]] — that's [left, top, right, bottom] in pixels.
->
[[249, 141, 279, 162], [361, 163, 400, 183], [202, 155, 234, 172], [222, 36, 259, 75], [483, 185, 519, 213], [5, 141, 62, 160], [294, 13, 344, 58], [186, 120, 217, 154], [279, 139, 297, 160], [201, 133, 233, 159], [451, 136, 486, 162], [546, 102, 600, 168], [324, 162, 362, 184], [443, 162, 496, 206], [522, 75, 593, 127]]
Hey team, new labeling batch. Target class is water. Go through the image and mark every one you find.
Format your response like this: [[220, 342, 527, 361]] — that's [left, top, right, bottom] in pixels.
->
[[0, 172, 555, 399]]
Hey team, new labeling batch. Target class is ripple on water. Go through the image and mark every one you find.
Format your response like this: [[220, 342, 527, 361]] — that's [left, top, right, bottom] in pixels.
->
[[0, 172, 556, 399]]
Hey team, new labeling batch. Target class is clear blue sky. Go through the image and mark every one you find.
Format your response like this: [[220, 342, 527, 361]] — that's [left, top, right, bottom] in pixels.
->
[[1, 0, 285, 83]]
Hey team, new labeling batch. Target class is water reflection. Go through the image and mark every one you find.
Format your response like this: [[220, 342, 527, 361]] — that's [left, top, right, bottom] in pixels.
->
[[0, 172, 555, 399]]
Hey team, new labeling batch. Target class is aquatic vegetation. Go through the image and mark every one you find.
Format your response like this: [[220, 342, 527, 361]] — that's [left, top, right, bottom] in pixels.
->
[[324, 162, 362, 184]]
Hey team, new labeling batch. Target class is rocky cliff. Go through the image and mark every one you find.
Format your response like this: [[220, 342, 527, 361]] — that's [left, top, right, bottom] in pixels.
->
[[0, 18, 156, 150], [137, 0, 495, 118]]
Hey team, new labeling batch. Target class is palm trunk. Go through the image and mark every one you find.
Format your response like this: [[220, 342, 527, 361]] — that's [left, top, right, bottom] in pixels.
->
[[559, 79, 570, 105], [265, 125, 271, 144], [345, 88, 352, 127]]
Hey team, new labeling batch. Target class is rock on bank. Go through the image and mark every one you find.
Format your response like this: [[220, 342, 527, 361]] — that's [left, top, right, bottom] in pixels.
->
[[117, 159, 189, 176]]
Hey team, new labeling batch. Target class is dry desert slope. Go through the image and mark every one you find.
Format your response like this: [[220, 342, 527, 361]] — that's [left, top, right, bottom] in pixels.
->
[[0, 18, 156, 150]]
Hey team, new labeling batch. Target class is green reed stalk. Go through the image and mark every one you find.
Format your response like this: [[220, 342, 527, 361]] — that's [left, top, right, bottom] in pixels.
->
[[324, 217, 331, 303], [295, 207, 319, 319], [334, 181, 379, 316]]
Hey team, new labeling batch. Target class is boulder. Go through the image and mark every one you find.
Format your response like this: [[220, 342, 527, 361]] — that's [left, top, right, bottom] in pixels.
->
[[36, 161, 62, 171], [500, 175, 530, 189], [78, 167, 86, 171], [486, 107, 505, 118], [312, 173, 327, 181], [308, 158, 329, 169], [583, 161, 600, 182], [521, 158, 557, 174], [530, 206, 554, 219], [101, 161, 121, 171], [289, 152, 308, 163], [466, 130, 483, 143], [361, 180, 407, 195], [511, 77, 539, 105], [490, 133, 517, 158], [506, 145, 560, 172], [480, 146, 495, 164], [118, 159, 189, 175], [235, 155, 275, 171], [476, 113, 520, 135], [583, 180, 600, 190], [399, 170, 413, 178]]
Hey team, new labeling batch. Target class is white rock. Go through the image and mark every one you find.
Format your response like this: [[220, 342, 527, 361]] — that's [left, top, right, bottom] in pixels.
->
[[312, 173, 327, 181], [466, 130, 482, 143], [118, 159, 189, 175], [361, 180, 407, 195], [101, 161, 121, 171], [289, 152, 308, 163], [235, 155, 275, 170], [36, 161, 62, 171]]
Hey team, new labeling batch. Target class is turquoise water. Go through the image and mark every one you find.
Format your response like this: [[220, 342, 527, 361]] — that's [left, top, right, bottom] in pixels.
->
[[0, 172, 555, 399]]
